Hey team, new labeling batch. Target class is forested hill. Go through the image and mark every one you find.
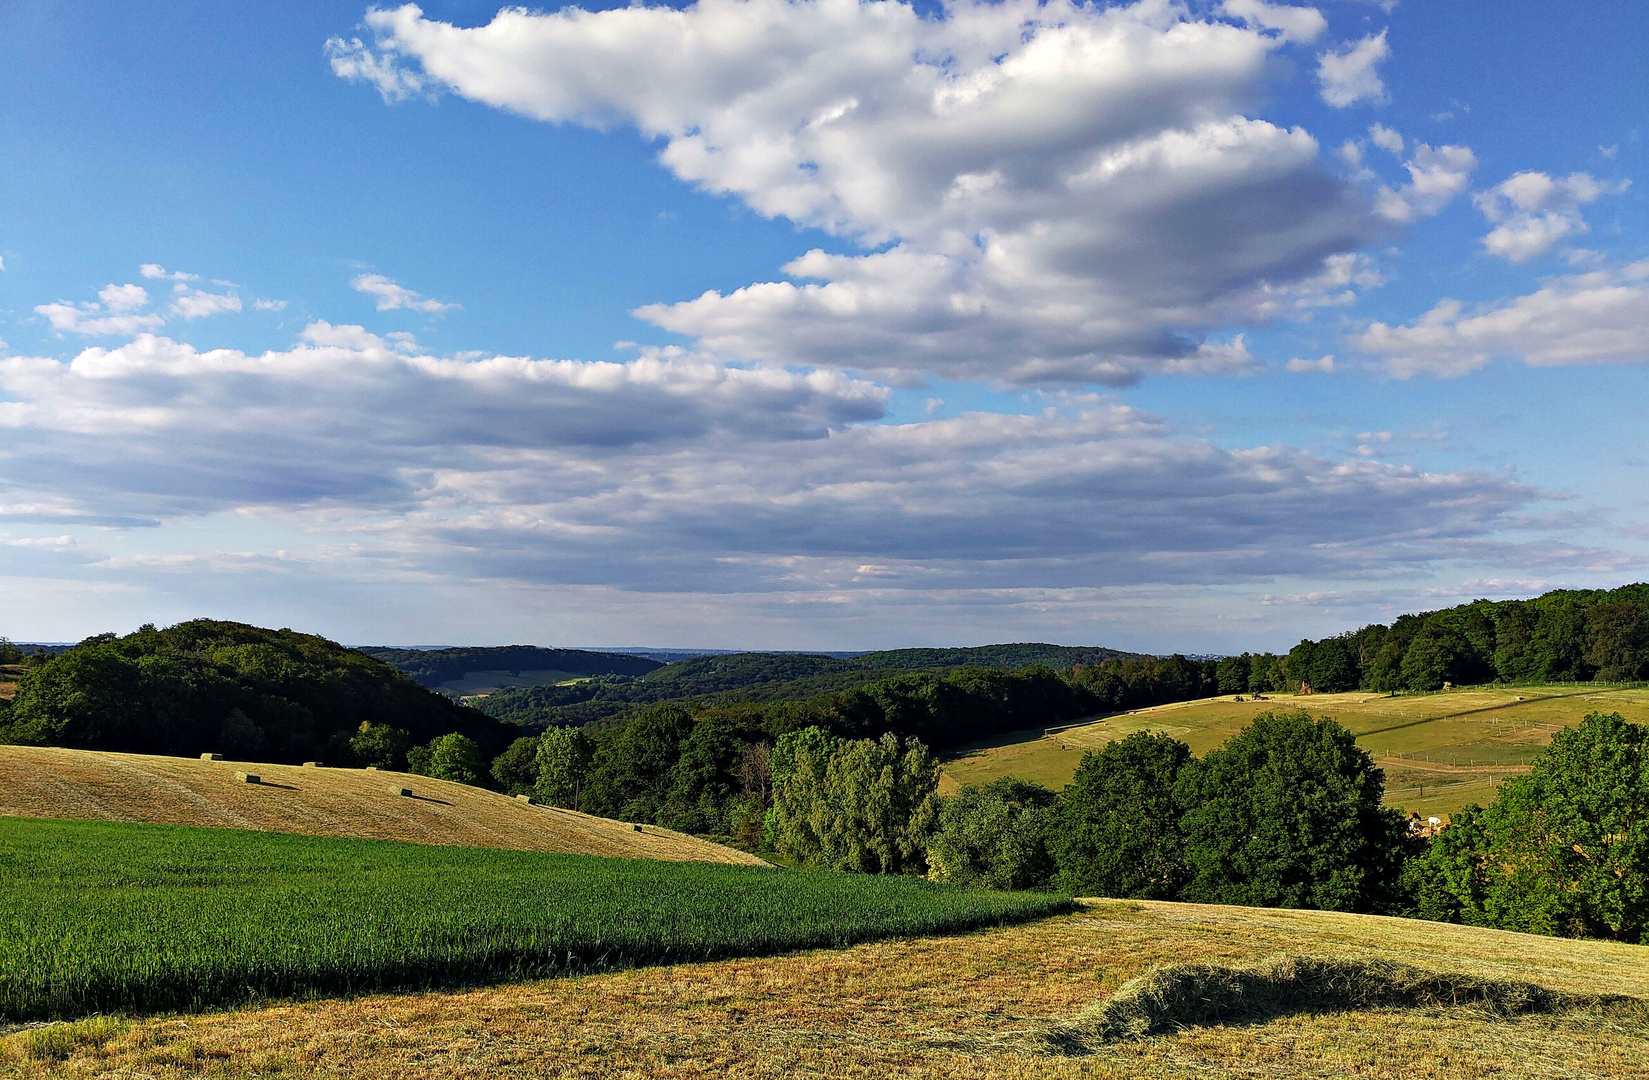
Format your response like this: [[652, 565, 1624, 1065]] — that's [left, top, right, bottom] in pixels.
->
[[474, 643, 1147, 729], [0, 621, 514, 764], [360, 645, 663, 688], [1231, 582, 1649, 696]]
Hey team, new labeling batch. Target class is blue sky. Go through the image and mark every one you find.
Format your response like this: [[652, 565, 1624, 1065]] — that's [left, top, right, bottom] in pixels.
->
[[1, 0, 1645, 651]]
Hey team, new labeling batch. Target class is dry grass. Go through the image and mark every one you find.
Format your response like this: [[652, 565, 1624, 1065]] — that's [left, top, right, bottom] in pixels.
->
[[0, 746, 763, 865], [941, 685, 1649, 817], [5, 900, 1647, 1079]]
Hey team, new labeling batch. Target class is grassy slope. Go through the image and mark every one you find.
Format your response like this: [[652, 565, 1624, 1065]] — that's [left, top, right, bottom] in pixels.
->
[[0, 818, 1069, 1021], [940, 685, 1649, 818], [10, 900, 1646, 1078], [0, 745, 764, 865]]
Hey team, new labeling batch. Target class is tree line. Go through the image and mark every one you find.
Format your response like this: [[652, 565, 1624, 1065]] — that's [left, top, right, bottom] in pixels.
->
[[1219, 583, 1649, 696]]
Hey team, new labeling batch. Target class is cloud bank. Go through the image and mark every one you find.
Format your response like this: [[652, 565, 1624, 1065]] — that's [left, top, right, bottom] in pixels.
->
[[331, 0, 1382, 384]]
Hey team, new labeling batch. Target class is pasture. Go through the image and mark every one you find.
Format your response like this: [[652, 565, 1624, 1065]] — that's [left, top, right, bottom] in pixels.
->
[[433, 668, 590, 697], [0, 745, 761, 864], [0, 817, 1071, 1022], [940, 685, 1649, 818], [8, 899, 1646, 1078]]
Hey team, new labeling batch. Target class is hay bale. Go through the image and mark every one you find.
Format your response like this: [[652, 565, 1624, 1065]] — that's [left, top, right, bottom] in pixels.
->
[[234, 772, 260, 784], [201, 753, 223, 761], [515, 794, 536, 804], [364, 765, 379, 771], [302, 761, 322, 768], [633, 823, 643, 832], [394, 786, 413, 797]]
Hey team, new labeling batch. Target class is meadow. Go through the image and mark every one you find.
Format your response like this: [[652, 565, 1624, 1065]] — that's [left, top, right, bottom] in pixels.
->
[[0, 817, 1071, 1022], [940, 684, 1649, 818]]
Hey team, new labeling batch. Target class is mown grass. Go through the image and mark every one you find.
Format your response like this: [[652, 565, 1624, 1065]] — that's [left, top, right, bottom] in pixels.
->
[[0, 816, 1072, 1022]]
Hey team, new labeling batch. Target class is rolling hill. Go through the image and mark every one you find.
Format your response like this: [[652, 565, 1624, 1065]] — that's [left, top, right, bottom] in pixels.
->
[[0, 745, 764, 865], [939, 684, 1649, 818]]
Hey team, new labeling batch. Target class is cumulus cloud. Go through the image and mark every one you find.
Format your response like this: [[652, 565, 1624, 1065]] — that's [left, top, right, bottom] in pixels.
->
[[140, 264, 199, 282], [169, 288, 243, 320], [333, 0, 1382, 384], [1357, 261, 1649, 377], [1367, 123, 1403, 156], [1473, 170, 1630, 262], [1374, 141, 1477, 223], [1317, 29, 1389, 108], [1217, 0, 1326, 44], [1287, 354, 1334, 372], [351, 273, 458, 313], [34, 284, 165, 336]]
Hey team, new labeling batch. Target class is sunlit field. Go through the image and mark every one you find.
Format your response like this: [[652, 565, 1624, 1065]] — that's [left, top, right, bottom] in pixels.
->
[[941, 685, 1649, 819]]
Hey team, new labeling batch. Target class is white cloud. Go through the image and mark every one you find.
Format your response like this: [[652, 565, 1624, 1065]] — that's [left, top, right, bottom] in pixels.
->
[[1367, 123, 1403, 156], [1287, 354, 1334, 372], [140, 264, 199, 282], [351, 273, 458, 313], [1317, 29, 1389, 108], [169, 288, 243, 320], [1217, 0, 1326, 44], [1473, 170, 1630, 262], [325, 35, 428, 103], [1357, 261, 1649, 376], [0, 319, 1543, 597], [335, 0, 1382, 384], [35, 284, 165, 336], [253, 299, 288, 312], [1374, 142, 1477, 224]]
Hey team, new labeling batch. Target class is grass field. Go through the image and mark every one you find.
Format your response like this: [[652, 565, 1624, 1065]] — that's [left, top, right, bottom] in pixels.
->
[[7, 899, 1645, 1078], [0, 745, 762, 864], [0, 816, 1071, 1022], [940, 684, 1649, 819]]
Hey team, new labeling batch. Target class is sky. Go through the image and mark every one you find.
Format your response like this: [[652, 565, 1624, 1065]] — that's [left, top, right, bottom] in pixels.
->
[[1, 0, 1646, 652]]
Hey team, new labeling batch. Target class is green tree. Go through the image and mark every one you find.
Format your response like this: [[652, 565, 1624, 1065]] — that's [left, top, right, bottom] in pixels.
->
[[664, 711, 754, 834], [1409, 712, 1647, 941], [1214, 655, 1249, 695], [581, 704, 695, 821], [770, 728, 939, 874], [1399, 623, 1472, 691], [1052, 731, 1191, 898], [927, 778, 1057, 890], [1176, 711, 1406, 912], [489, 735, 541, 795], [349, 722, 411, 770], [426, 732, 485, 786], [533, 726, 595, 810], [219, 708, 266, 759], [1586, 601, 1649, 682]]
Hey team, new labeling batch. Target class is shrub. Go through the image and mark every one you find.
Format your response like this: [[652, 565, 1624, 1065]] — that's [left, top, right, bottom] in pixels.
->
[[349, 722, 411, 770], [770, 727, 939, 874], [927, 778, 1056, 890], [1053, 731, 1191, 898], [1176, 711, 1405, 912], [489, 736, 541, 795], [426, 733, 485, 786]]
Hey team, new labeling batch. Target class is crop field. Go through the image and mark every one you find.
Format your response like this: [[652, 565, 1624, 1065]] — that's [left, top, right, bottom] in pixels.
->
[[0, 817, 1071, 1022], [940, 685, 1649, 819], [0, 745, 763, 864], [8, 899, 1646, 1079]]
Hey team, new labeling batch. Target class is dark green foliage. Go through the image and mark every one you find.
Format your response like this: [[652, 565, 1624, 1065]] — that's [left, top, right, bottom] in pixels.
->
[[489, 736, 541, 795], [0, 817, 1074, 1021], [1176, 711, 1406, 912], [1402, 712, 1648, 941], [927, 778, 1057, 890], [1068, 654, 1218, 712], [581, 703, 696, 822], [360, 646, 662, 688], [1053, 732, 1192, 899], [0, 621, 513, 766]]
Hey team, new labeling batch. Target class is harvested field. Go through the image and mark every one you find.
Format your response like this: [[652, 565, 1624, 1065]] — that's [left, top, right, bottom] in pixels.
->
[[5, 899, 1646, 1079], [941, 684, 1649, 818], [0, 745, 762, 864]]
